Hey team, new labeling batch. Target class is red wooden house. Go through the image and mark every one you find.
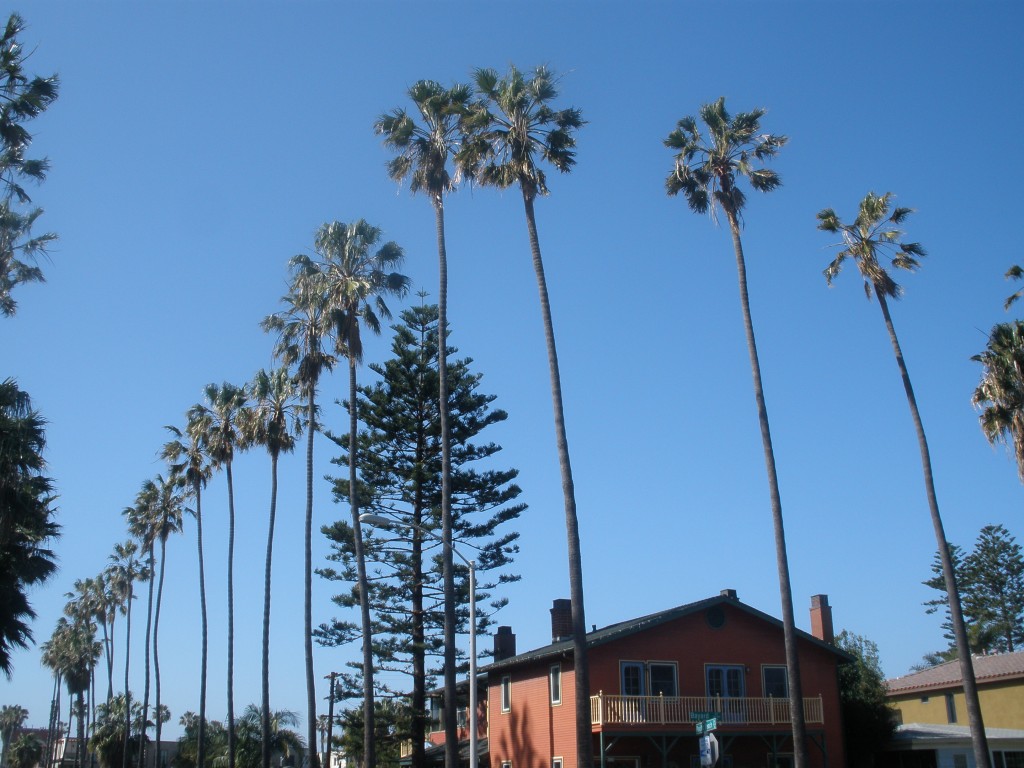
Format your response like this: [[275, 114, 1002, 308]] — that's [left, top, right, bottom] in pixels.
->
[[427, 589, 850, 768]]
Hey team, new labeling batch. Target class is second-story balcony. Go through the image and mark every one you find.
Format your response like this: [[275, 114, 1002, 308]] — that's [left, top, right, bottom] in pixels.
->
[[590, 692, 824, 729]]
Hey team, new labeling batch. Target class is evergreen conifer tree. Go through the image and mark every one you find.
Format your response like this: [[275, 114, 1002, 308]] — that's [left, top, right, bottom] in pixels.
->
[[319, 303, 523, 765]]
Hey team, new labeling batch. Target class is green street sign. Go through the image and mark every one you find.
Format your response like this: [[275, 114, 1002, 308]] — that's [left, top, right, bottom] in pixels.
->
[[689, 711, 719, 721], [695, 717, 718, 735]]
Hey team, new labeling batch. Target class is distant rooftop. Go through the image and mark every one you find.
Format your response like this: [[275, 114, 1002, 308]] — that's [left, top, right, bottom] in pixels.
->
[[885, 650, 1024, 695]]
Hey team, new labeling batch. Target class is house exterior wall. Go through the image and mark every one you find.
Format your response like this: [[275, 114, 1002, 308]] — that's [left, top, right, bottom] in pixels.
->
[[484, 600, 846, 768], [487, 656, 579, 768], [890, 677, 1024, 729], [587, 602, 845, 768]]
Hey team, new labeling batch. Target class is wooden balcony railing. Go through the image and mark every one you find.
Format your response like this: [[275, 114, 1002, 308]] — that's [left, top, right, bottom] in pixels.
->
[[590, 693, 824, 727]]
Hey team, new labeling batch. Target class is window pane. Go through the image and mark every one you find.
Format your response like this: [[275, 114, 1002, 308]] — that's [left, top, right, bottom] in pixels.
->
[[622, 662, 644, 696], [650, 664, 677, 697], [763, 667, 788, 698], [550, 665, 561, 704]]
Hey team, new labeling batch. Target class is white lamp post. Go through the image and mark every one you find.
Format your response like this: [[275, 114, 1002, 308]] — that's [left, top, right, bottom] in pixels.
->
[[358, 513, 478, 768]]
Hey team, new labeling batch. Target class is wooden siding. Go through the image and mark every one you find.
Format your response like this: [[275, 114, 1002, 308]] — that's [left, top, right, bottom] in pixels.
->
[[487, 657, 579, 768]]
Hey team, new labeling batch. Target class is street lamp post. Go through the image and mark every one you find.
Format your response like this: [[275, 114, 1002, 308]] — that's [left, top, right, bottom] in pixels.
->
[[358, 513, 478, 768]]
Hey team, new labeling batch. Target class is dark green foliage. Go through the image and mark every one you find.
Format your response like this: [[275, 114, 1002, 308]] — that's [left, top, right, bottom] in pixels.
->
[[230, 706, 303, 768], [335, 700, 409, 768], [318, 304, 522, 753], [835, 631, 896, 768], [923, 525, 1024, 660], [0, 13, 59, 317], [0, 378, 58, 675], [5, 733, 40, 768], [89, 696, 146, 768], [173, 713, 227, 768]]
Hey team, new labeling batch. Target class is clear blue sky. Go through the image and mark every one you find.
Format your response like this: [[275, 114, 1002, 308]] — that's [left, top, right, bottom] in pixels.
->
[[4, 0, 1024, 743]]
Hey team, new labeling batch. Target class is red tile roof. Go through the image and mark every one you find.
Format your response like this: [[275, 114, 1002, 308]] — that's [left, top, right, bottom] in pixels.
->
[[886, 651, 1024, 694]]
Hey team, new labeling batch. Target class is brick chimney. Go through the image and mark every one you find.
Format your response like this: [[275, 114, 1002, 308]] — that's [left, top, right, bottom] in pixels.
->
[[493, 625, 516, 661], [551, 599, 572, 642], [810, 594, 834, 644]]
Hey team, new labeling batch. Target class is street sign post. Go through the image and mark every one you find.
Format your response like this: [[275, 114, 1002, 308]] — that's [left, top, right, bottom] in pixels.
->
[[694, 717, 717, 735]]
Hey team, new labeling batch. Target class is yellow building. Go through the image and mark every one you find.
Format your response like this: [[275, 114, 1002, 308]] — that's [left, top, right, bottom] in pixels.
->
[[886, 651, 1024, 729]]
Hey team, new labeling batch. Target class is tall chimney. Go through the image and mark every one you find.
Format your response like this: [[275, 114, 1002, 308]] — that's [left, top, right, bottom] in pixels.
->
[[493, 625, 516, 661], [810, 594, 834, 644], [551, 599, 572, 642]]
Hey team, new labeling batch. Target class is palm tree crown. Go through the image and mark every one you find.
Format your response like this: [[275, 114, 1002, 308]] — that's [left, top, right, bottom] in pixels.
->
[[817, 191, 926, 299], [664, 96, 786, 220], [375, 79, 473, 201], [462, 65, 584, 200], [314, 219, 409, 364], [973, 320, 1024, 481]]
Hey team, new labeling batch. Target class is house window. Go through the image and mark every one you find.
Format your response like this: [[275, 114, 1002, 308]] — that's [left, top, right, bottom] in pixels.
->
[[501, 675, 511, 713], [946, 693, 957, 723], [429, 697, 442, 732], [550, 664, 562, 705], [995, 752, 1024, 768], [553, 759, 563, 768], [621, 661, 645, 696], [706, 665, 744, 698], [649, 662, 678, 697], [502, 762, 512, 768], [762, 666, 788, 698]]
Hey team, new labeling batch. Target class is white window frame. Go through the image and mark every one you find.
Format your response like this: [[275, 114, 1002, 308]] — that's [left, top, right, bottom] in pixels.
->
[[550, 663, 562, 705], [648, 661, 678, 697], [501, 674, 511, 713], [761, 664, 789, 699], [553, 759, 563, 768]]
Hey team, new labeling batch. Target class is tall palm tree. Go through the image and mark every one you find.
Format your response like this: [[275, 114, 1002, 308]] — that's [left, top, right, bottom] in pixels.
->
[[240, 367, 300, 768], [189, 382, 249, 768], [46, 612, 101, 768], [460, 65, 593, 766], [818, 192, 990, 767], [104, 540, 148, 768], [376, 81, 469, 768], [162, 424, 212, 768], [0, 704, 28, 768], [317, 219, 409, 768], [148, 474, 183, 768], [262, 257, 336, 768], [664, 97, 807, 764], [124, 482, 158, 768], [973, 320, 1024, 481]]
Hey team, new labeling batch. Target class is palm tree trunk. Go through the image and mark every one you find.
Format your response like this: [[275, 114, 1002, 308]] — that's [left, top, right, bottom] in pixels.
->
[[520, 189, 592, 768], [195, 485, 209, 768], [139, 547, 155, 768], [304, 387, 320, 768], [75, 691, 85, 768], [875, 291, 991, 768], [347, 359, 376, 768], [262, 451, 279, 768], [725, 209, 807, 768], [122, 588, 133, 768], [432, 195, 458, 768], [154, 537, 168, 768], [226, 463, 236, 768]]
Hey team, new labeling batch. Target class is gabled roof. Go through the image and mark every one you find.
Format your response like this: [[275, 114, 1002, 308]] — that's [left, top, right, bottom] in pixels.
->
[[885, 650, 1024, 695], [482, 592, 852, 672]]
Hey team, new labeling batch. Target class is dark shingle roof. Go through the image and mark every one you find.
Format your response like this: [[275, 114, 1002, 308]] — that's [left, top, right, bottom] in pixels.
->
[[482, 593, 852, 672], [885, 650, 1024, 695]]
